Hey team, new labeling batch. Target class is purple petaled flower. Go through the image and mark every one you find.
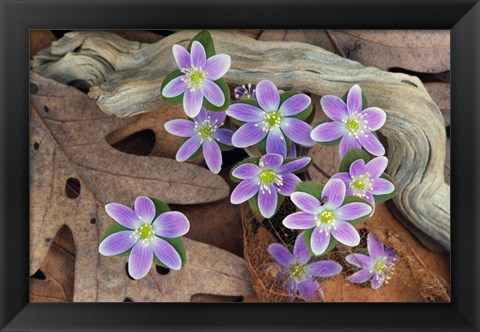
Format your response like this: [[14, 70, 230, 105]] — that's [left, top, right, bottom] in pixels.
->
[[346, 233, 398, 289], [162, 41, 231, 118], [311, 85, 386, 158], [268, 232, 342, 301], [283, 178, 372, 255], [99, 196, 190, 280], [230, 153, 311, 218], [234, 83, 256, 101], [165, 108, 233, 174], [332, 157, 395, 205], [227, 80, 315, 158]]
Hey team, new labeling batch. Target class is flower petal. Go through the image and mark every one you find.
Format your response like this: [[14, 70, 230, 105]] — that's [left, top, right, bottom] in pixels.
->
[[231, 122, 267, 148], [345, 253, 373, 268], [258, 184, 278, 218], [297, 280, 319, 299], [347, 269, 372, 284], [162, 76, 188, 98], [358, 133, 385, 156], [183, 89, 203, 118], [260, 153, 284, 168], [268, 243, 294, 267], [176, 136, 202, 162], [321, 179, 346, 210], [206, 110, 227, 125], [320, 95, 348, 121], [226, 103, 264, 122], [232, 163, 259, 180], [347, 84, 363, 114], [362, 107, 386, 131], [293, 232, 311, 264], [336, 202, 372, 221], [366, 156, 388, 178], [311, 227, 331, 255], [367, 233, 385, 259], [172, 44, 190, 69], [266, 127, 287, 157], [370, 178, 395, 195], [310, 121, 346, 142], [152, 211, 190, 238], [105, 203, 140, 229], [256, 80, 280, 112], [281, 118, 315, 147], [283, 211, 316, 230], [128, 241, 153, 280], [331, 172, 352, 186], [164, 119, 195, 137], [204, 54, 231, 80], [290, 192, 321, 213], [134, 196, 156, 224], [371, 274, 386, 289], [203, 140, 222, 174], [99, 231, 136, 256], [275, 173, 301, 196], [230, 179, 260, 204], [151, 237, 182, 270], [306, 261, 342, 278], [279, 157, 311, 174], [331, 220, 360, 246], [349, 159, 367, 178], [286, 141, 297, 158], [339, 135, 362, 158], [200, 79, 225, 107], [278, 94, 311, 116], [193, 107, 208, 123], [190, 41, 206, 67], [213, 128, 233, 146]]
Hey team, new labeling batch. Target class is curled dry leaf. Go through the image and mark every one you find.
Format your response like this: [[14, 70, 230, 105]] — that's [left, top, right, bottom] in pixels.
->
[[30, 73, 253, 301]]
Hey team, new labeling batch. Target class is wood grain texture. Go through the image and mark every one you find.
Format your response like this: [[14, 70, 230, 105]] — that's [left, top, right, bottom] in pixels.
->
[[32, 30, 450, 251]]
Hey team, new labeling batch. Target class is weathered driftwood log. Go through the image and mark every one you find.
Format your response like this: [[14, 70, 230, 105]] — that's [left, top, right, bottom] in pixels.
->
[[32, 31, 450, 252]]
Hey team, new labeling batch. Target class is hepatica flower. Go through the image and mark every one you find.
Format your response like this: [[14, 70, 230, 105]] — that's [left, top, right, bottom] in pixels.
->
[[99, 196, 190, 280], [234, 83, 256, 101], [283, 179, 372, 255], [332, 156, 395, 205], [230, 153, 311, 218], [346, 233, 398, 289], [162, 35, 231, 117], [311, 85, 386, 158], [268, 232, 342, 300], [227, 80, 314, 158], [165, 108, 233, 174]]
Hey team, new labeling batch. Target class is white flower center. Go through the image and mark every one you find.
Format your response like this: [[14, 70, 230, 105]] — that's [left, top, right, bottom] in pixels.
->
[[315, 209, 336, 235], [257, 163, 283, 193], [257, 111, 283, 133], [342, 111, 371, 139], [132, 224, 156, 246], [349, 173, 374, 199], [194, 116, 221, 143], [181, 65, 207, 92]]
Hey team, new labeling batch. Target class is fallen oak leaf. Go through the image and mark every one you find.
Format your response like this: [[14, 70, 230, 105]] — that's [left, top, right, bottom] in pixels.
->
[[30, 73, 252, 302]]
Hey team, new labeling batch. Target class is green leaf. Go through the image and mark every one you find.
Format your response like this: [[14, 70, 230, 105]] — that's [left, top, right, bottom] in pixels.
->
[[279, 92, 313, 121], [188, 30, 216, 58], [339, 149, 371, 172], [160, 70, 185, 105], [201, 78, 231, 112], [303, 228, 337, 256], [295, 181, 324, 199], [150, 197, 170, 218], [373, 173, 397, 203], [229, 157, 260, 183]]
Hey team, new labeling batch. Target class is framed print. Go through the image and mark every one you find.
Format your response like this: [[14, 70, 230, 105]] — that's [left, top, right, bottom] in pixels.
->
[[1, 0, 479, 331]]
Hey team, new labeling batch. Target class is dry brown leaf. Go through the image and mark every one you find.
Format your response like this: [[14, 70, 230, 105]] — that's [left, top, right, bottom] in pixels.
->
[[258, 30, 336, 53], [328, 30, 450, 73], [106, 30, 164, 43], [30, 226, 75, 302], [30, 30, 56, 58], [424, 82, 450, 125], [30, 73, 253, 301]]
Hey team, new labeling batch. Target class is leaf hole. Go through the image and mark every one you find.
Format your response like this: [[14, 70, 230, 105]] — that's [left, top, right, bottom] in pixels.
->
[[65, 177, 81, 199], [33, 142, 40, 150], [43, 105, 50, 113], [30, 83, 39, 94], [155, 265, 170, 275], [31, 269, 46, 280], [123, 297, 134, 302], [90, 218, 97, 225], [110, 129, 156, 156]]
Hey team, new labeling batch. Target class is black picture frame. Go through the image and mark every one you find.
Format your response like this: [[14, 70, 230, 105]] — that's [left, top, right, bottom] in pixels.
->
[[1, 0, 479, 331]]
